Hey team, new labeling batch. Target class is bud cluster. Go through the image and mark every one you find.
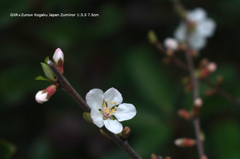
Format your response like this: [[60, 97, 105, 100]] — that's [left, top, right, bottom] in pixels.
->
[[198, 58, 217, 78], [35, 48, 65, 104]]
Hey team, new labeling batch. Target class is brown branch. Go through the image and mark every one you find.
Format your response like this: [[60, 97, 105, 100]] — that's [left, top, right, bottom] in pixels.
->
[[47, 60, 141, 159], [184, 46, 204, 158]]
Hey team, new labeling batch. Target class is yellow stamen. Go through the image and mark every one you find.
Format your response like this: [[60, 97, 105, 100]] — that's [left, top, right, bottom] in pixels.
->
[[108, 101, 111, 103], [114, 101, 116, 104], [111, 102, 113, 105], [104, 99, 107, 102]]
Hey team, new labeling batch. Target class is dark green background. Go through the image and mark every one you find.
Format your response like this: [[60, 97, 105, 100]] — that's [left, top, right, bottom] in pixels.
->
[[1, 0, 240, 158]]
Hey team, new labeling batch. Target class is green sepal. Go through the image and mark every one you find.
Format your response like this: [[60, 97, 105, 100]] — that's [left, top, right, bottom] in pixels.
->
[[35, 75, 51, 81], [194, 70, 200, 78], [83, 112, 93, 124], [40, 62, 56, 81], [147, 30, 158, 44], [44, 56, 49, 64]]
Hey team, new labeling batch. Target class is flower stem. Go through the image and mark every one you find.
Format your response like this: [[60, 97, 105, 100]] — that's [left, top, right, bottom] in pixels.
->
[[185, 49, 205, 158], [47, 60, 142, 159]]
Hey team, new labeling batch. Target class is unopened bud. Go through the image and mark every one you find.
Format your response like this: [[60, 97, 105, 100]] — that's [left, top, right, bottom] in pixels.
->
[[207, 62, 217, 73], [216, 75, 223, 86], [100, 129, 110, 139], [184, 83, 193, 93], [35, 84, 57, 104], [148, 30, 158, 44], [201, 155, 208, 159], [162, 57, 171, 64], [193, 98, 203, 117], [178, 109, 191, 120], [194, 98, 202, 107], [164, 38, 178, 51], [35, 90, 48, 104], [174, 138, 196, 147], [205, 89, 217, 96], [121, 126, 131, 139], [189, 49, 198, 57], [151, 153, 159, 159], [53, 48, 64, 74]]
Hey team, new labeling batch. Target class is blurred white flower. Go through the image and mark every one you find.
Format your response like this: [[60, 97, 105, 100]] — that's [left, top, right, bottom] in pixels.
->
[[86, 87, 137, 134], [164, 38, 178, 50], [174, 8, 216, 50]]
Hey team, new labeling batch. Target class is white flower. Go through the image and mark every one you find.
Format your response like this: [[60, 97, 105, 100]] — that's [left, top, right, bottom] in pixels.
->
[[174, 8, 216, 50], [53, 48, 64, 65], [86, 87, 137, 134], [164, 38, 178, 50], [35, 90, 48, 104]]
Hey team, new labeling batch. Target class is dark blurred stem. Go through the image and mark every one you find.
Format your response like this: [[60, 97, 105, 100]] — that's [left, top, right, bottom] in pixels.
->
[[47, 60, 142, 159], [185, 48, 204, 158]]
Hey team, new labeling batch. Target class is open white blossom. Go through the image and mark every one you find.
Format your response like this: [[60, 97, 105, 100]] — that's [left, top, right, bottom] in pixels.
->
[[86, 87, 137, 134], [174, 8, 216, 50]]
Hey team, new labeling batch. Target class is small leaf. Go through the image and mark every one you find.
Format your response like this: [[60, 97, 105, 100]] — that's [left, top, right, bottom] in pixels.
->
[[40, 62, 55, 81], [44, 56, 49, 64], [35, 76, 51, 81]]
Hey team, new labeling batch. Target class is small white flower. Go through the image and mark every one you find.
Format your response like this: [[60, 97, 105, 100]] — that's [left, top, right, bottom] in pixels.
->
[[53, 48, 64, 65], [86, 87, 137, 134], [164, 38, 178, 50], [35, 90, 48, 104], [174, 8, 216, 50]]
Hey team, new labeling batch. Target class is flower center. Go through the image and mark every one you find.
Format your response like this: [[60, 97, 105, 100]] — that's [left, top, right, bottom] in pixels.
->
[[102, 99, 117, 118]]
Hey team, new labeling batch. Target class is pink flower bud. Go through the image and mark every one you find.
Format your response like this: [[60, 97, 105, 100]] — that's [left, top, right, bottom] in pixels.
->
[[164, 38, 178, 50], [207, 62, 217, 73], [53, 48, 64, 73], [174, 138, 196, 147], [35, 85, 57, 104], [178, 109, 191, 120], [194, 98, 203, 107]]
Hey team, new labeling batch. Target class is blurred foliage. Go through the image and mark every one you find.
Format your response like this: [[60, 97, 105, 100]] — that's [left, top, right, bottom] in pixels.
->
[[1, 0, 240, 159]]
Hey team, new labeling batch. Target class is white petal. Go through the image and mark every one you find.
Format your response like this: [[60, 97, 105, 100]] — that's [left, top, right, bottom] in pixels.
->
[[53, 48, 64, 64], [104, 88, 123, 106], [189, 33, 207, 50], [86, 88, 104, 109], [197, 18, 216, 38], [35, 90, 48, 104], [174, 23, 186, 42], [114, 103, 137, 122], [187, 8, 206, 23], [91, 108, 104, 128], [104, 119, 123, 134]]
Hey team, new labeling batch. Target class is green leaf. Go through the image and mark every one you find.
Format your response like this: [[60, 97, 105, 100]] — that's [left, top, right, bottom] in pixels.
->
[[35, 76, 51, 81], [40, 62, 55, 81], [0, 139, 16, 159], [44, 56, 49, 64]]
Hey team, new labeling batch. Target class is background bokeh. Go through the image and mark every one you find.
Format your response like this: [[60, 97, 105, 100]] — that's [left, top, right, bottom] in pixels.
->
[[1, 0, 240, 158]]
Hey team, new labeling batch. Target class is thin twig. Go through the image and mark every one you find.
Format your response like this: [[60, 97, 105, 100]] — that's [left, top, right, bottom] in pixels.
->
[[171, 56, 240, 108], [47, 60, 141, 159]]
